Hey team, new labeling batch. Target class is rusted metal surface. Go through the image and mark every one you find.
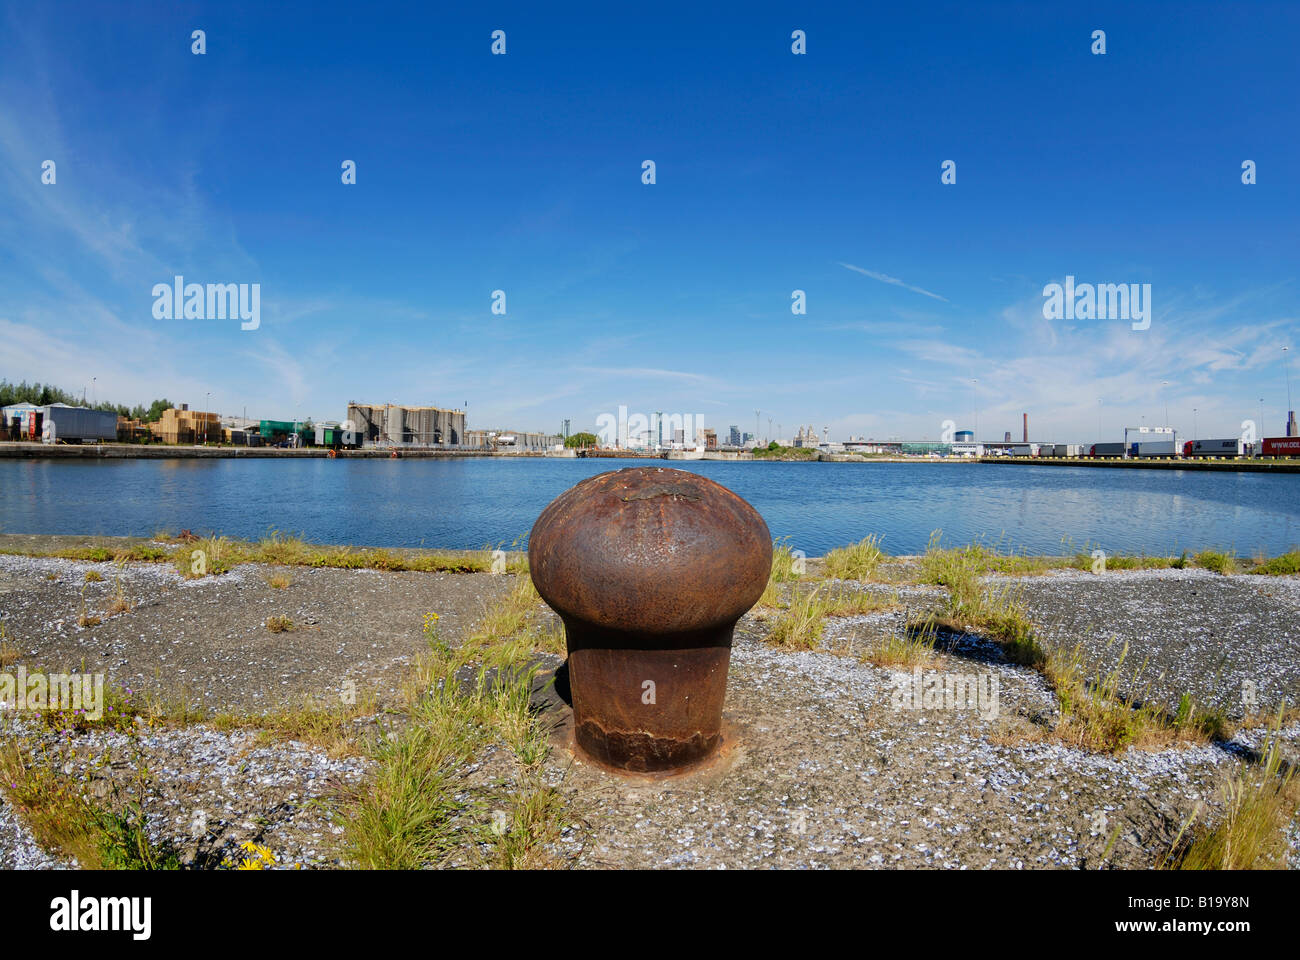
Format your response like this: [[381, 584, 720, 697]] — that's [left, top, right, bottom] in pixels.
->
[[529, 467, 771, 773]]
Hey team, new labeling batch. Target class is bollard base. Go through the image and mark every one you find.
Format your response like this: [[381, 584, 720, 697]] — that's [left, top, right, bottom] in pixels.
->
[[568, 643, 731, 774]]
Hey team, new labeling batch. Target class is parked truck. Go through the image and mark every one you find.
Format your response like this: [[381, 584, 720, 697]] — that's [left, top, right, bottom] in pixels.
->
[[1189, 438, 1247, 457], [1090, 442, 1127, 457], [1132, 440, 1178, 458], [40, 404, 117, 444], [1133, 439, 1185, 457]]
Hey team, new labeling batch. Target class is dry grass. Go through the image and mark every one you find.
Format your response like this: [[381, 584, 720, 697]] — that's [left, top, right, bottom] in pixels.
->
[[0, 741, 179, 869], [823, 534, 887, 581], [859, 619, 939, 668], [912, 534, 1226, 754], [0, 623, 19, 668], [1048, 643, 1227, 753], [1250, 551, 1300, 576], [340, 576, 570, 869], [764, 570, 901, 651], [105, 570, 132, 616], [265, 615, 294, 633], [211, 691, 379, 758], [917, 531, 1057, 581], [83, 569, 104, 582], [766, 586, 829, 649], [1168, 713, 1299, 869], [1194, 549, 1238, 575], [0, 532, 493, 580], [267, 573, 292, 589]]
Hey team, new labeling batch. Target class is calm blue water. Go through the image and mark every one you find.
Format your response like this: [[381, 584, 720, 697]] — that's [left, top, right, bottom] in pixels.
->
[[1, 458, 1298, 557]]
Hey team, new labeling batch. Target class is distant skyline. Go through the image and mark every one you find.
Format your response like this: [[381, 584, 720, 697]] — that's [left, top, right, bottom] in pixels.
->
[[1, 2, 1297, 443]]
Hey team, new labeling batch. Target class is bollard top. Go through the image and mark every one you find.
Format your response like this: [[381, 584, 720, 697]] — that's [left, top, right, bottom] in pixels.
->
[[528, 467, 772, 639]]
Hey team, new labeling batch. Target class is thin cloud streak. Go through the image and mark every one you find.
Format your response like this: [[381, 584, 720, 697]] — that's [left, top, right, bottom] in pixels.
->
[[837, 262, 950, 303]]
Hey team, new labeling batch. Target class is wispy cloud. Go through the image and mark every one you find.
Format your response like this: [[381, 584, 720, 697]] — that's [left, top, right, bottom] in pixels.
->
[[837, 262, 949, 303]]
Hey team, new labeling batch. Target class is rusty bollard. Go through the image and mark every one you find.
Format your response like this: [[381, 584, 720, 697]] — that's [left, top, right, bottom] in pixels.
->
[[529, 467, 771, 773]]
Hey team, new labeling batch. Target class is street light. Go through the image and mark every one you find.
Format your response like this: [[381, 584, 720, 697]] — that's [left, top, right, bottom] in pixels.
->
[[1161, 380, 1169, 430], [1284, 346, 1294, 426], [971, 378, 979, 439]]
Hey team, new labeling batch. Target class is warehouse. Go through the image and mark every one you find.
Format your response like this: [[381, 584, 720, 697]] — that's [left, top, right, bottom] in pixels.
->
[[464, 429, 563, 452], [2, 402, 39, 440]]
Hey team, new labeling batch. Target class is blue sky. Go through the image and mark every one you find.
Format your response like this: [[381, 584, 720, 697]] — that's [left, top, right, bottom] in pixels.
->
[[1, 1, 1297, 443]]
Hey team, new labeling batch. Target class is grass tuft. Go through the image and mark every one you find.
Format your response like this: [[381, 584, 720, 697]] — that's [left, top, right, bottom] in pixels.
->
[[823, 534, 887, 581], [1194, 549, 1238, 575], [1168, 712, 1299, 869]]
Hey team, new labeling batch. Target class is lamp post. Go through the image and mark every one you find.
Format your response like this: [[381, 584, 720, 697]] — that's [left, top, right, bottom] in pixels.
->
[[1161, 381, 1169, 431], [1285, 346, 1294, 431]]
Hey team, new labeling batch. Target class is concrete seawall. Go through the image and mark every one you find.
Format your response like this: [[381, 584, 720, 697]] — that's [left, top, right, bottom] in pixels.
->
[[981, 455, 1300, 474], [0, 442, 555, 460]]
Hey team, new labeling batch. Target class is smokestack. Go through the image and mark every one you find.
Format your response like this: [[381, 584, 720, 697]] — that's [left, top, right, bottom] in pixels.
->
[[1023, 413, 1028, 442]]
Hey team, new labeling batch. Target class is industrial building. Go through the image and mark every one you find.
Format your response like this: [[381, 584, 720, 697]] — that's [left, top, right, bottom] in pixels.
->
[[464, 429, 563, 452], [346, 403, 465, 447]]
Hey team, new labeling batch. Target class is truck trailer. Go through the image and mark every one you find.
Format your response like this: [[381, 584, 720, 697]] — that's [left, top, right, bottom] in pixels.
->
[[1189, 438, 1247, 457], [1261, 437, 1300, 457], [40, 404, 117, 444], [1132, 440, 1178, 458]]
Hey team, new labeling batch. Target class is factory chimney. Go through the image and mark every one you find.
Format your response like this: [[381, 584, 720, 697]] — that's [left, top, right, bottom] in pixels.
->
[[1023, 413, 1029, 442]]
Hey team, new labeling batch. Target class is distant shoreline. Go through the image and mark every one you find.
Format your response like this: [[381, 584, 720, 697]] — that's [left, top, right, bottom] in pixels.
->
[[2, 442, 1300, 472]]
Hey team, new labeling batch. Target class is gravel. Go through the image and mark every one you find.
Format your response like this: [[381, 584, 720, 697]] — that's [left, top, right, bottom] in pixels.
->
[[2, 546, 1298, 869]]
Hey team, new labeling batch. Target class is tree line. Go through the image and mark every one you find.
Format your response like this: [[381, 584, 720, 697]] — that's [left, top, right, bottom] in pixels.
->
[[0, 380, 173, 422]]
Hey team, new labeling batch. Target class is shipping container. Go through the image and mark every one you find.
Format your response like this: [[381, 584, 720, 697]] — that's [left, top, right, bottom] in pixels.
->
[[1189, 438, 1246, 457], [1261, 437, 1300, 457]]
